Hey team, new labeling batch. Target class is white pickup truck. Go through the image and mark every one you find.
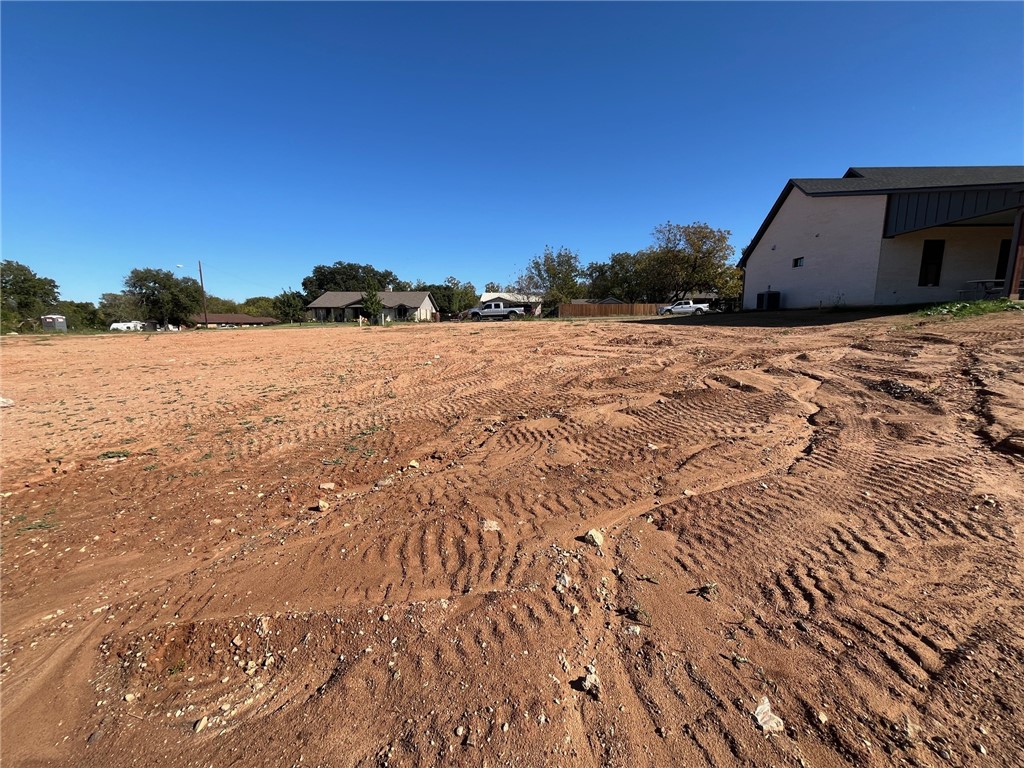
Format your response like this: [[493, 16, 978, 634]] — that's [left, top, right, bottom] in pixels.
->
[[467, 301, 526, 321], [657, 299, 711, 316]]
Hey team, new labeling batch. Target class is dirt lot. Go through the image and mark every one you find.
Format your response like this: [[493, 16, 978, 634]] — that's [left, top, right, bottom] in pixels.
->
[[2, 313, 1023, 768]]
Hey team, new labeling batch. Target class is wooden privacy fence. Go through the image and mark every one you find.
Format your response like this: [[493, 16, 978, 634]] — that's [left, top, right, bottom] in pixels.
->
[[558, 303, 661, 318]]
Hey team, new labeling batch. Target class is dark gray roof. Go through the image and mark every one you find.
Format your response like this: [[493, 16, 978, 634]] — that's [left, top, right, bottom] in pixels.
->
[[307, 291, 437, 310], [793, 166, 1024, 195]]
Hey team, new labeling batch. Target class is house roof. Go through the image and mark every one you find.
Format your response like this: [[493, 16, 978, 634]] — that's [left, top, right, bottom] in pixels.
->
[[307, 291, 438, 311], [191, 313, 279, 325], [792, 166, 1024, 196], [479, 292, 544, 305], [740, 166, 1024, 267]]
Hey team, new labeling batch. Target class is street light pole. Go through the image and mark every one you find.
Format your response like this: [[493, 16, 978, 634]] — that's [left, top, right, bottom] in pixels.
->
[[198, 260, 210, 328]]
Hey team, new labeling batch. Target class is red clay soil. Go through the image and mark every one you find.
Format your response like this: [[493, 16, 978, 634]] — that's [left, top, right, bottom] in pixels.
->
[[2, 313, 1022, 768]]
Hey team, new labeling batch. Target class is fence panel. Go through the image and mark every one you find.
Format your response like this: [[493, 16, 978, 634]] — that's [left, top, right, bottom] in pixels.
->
[[558, 303, 661, 318]]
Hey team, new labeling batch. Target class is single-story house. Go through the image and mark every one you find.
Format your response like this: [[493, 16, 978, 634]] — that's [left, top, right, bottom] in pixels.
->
[[307, 290, 439, 322], [190, 313, 280, 328], [478, 292, 544, 316], [740, 166, 1024, 309]]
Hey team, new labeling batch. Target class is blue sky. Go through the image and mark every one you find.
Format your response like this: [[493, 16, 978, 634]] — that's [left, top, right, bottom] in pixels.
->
[[3, 1, 1022, 303]]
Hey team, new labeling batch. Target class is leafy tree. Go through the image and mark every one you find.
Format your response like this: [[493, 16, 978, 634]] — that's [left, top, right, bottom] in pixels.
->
[[97, 292, 143, 325], [204, 295, 239, 314], [648, 221, 735, 301], [301, 261, 410, 301], [56, 300, 103, 330], [361, 281, 385, 324], [123, 268, 203, 328], [484, 281, 503, 293], [521, 246, 584, 306], [239, 296, 275, 318], [585, 252, 648, 302], [1, 260, 60, 331], [410, 277, 477, 316], [272, 288, 306, 323], [713, 265, 744, 299]]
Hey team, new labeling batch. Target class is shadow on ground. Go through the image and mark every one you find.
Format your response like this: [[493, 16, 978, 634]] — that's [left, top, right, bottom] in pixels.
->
[[626, 307, 925, 329]]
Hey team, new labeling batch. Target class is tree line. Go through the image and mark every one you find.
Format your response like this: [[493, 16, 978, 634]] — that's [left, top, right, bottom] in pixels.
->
[[0, 220, 740, 330], [508, 222, 741, 307]]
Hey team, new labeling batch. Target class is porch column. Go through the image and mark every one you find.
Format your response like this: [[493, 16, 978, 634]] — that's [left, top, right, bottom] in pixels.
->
[[1005, 206, 1024, 300]]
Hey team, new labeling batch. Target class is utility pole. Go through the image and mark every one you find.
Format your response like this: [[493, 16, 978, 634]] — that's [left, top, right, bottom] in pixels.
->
[[198, 260, 210, 328]]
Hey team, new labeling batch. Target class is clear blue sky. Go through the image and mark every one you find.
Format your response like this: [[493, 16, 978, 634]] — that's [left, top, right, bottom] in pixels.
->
[[3, 1, 1022, 303]]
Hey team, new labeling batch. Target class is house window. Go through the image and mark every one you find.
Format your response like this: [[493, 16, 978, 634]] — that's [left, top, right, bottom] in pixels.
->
[[792, 257, 804, 268], [996, 239, 1011, 280], [918, 240, 944, 287]]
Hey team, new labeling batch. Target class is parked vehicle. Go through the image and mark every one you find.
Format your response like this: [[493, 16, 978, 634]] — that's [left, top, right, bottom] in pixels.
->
[[657, 300, 711, 316], [109, 321, 145, 331], [467, 301, 526, 321]]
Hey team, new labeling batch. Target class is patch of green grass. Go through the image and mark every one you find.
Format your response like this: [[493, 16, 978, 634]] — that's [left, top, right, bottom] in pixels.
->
[[18, 516, 58, 534], [917, 298, 1024, 318], [98, 450, 130, 459], [143, 464, 157, 471]]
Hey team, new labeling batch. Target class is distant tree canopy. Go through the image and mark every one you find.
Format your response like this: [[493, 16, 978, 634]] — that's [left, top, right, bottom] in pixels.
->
[[123, 268, 203, 327], [302, 261, 410, 301], [239, 296, 275, 318], [511, 246, 583, 306], [204, 295, 239, 314], [55, 300, 103, 330], [583, 222, 738, 303], [649, 221, 735, 301], [98, 292, 142, 325], [412, 276, 477, 316], [272, 289, 306, 323], [1, 260, 60, 331], [484, 281, 503, 293]]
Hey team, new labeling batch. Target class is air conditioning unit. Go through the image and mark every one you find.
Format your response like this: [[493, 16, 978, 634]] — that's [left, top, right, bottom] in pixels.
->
[[756, 291, 781, 310]]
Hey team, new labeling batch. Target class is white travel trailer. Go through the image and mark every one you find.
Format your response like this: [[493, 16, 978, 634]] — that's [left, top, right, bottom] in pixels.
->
[[109, 321, 145, 332]]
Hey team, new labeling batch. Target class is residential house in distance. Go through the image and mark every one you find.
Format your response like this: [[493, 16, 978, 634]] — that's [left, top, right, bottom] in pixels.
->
[[740, 166, 1024, 309], [307, 290, 439, 322]]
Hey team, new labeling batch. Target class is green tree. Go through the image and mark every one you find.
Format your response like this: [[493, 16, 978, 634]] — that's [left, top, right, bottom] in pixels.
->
[[361, 281, 385, 324], [0, 260, 60, 331], [123, 268, 203, 328], [301, 262, 410, 301], [272, 288, 306, 323], [484, 281, 503, 293], [409, 277, 476, 316], [585, 252, 648, 302], [239, 296, 275, 318], [713, 265, 744, 299], [97, 292, 143, 326], [204, 295, 239, 314], [522, 246, 584, 306], [56, 300, 103, 330], [648, 222, 735, 301]]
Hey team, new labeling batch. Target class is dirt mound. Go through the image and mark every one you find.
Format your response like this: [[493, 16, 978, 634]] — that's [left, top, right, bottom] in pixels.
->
[[2, 314, 1023, 767]]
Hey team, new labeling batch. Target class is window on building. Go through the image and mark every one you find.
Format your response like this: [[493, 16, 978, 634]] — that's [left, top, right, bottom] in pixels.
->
[[918, 240, 944, 287], [996, 239, 1011, 280], [792, 257, 804, 268]]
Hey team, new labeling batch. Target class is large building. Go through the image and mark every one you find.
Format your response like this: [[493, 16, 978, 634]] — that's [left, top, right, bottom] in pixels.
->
[[740, 166, 1024, 309]]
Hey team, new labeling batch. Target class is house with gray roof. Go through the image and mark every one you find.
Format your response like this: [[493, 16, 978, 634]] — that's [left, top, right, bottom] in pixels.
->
[[307, 290, 438, 322], [740, 166, 1024, 309]]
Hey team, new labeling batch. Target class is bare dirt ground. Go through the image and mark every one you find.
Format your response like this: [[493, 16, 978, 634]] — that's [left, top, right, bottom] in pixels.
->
[[2, 312, 1023, 768]]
